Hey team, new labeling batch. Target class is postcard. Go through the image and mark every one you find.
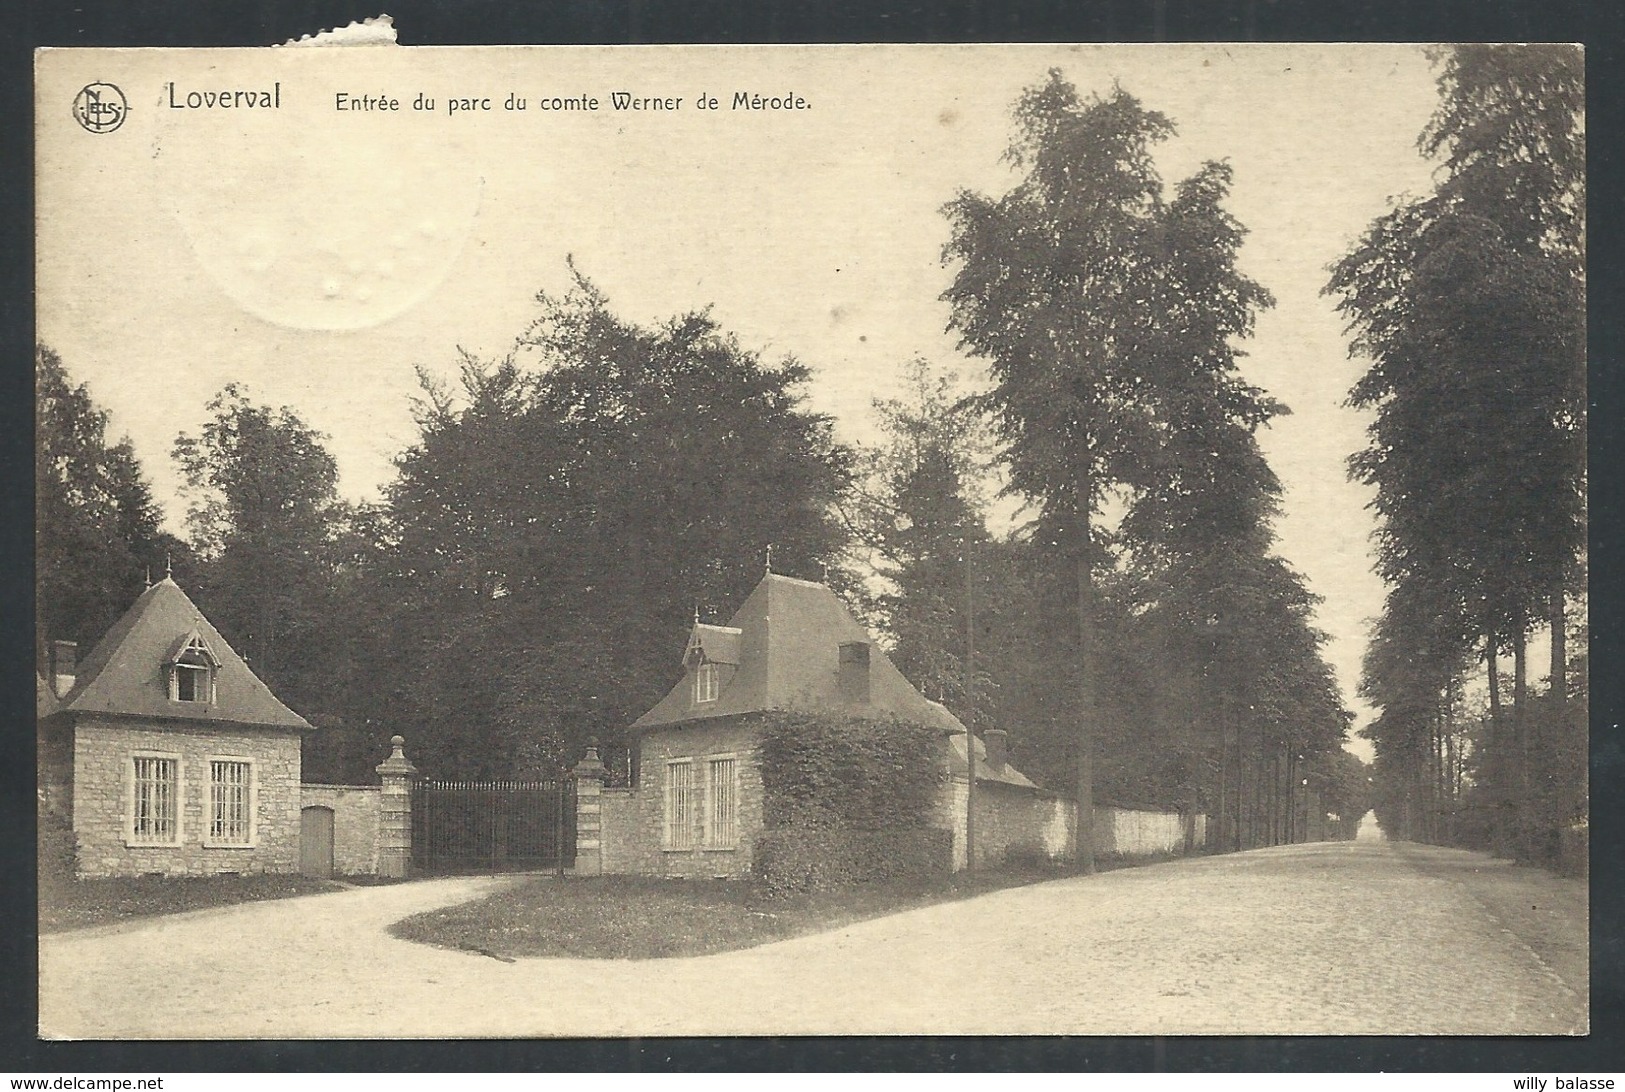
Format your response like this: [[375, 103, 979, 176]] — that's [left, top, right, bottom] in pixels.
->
[[35, 37, 1587, 1038]]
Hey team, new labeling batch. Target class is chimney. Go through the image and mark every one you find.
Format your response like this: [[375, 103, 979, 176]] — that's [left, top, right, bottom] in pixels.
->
[[983, 728, 1009, 772], [52, 640, 78, 697], [837, 641, 871, 704]]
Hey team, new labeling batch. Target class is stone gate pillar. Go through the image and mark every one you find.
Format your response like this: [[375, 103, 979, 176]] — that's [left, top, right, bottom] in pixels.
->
[[375, 735, 418, 879], [572, 742, 608, 876]]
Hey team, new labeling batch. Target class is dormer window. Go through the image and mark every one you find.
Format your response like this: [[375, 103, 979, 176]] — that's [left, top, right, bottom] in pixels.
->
[[175, 663, 209, 702], [695, 661, 720, 704], [684, 621, 739, 706], [167, 631, 220, 704]]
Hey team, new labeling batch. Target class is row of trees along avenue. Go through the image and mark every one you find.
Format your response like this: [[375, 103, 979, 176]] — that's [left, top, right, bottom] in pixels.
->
[[936, 72, 1357, 869], [37, 67, 1392, 866], [1326, 46, 1586, 873]]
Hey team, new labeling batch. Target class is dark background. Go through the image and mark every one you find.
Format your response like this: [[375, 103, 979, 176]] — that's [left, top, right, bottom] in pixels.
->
[[5, 0, 1621, 1073]]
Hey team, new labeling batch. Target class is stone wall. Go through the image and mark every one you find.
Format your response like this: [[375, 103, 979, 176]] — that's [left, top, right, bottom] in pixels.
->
[[600, 719, 764, 878], [941, 778, 1075, 870], [1096, 806, 1206, 857], [941, 778, 1208, 871], [973, 781, 1075, 869], [71, 717, 302, 878], [594, 722, 1209, 878], [298, 784, 381, 875], [597, 787, 659, 876]]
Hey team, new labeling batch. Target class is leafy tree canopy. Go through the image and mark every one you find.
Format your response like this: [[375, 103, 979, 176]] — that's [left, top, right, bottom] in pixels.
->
[[376, 268, 856, 777]]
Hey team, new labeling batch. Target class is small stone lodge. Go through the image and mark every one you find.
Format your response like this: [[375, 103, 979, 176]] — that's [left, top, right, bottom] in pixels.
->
[[38, 576, 416, 880], [577, 571, 1077, 877], [37, 576, 314, 878]]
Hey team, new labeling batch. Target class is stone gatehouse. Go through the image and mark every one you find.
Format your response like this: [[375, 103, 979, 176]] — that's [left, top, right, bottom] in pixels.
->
[[37, 577, 313, 878], [575, 570, 1075, 878]]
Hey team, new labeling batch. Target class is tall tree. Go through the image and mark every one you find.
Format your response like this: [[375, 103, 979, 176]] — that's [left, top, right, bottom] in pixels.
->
[[173, 385, 349, 711], [943, 72, 1282, 869], [944, 74, 1172, 871], [36, 344, 175, 654]]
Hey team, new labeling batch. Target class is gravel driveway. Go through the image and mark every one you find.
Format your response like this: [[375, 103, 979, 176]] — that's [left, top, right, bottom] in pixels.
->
[[39, 840, 1586, 1038]]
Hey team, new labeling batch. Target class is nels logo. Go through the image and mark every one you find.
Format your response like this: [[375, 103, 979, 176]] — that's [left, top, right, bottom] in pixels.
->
[[73, 82, 127, 134]]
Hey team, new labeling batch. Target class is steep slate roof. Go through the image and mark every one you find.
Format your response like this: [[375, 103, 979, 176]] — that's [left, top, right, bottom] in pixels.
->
[[636, 572, 961, 735], [57, 578, 312, 730], [635, 573, 1050, 790], [634, 574, 1043, 789]]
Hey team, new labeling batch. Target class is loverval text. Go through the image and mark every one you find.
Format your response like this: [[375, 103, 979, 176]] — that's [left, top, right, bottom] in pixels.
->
[[166, 81, 281, 109], [331, 90, 811, 114]]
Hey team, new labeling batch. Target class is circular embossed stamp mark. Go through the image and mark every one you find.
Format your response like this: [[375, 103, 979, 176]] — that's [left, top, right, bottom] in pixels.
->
[[73, 82, 128, 134]]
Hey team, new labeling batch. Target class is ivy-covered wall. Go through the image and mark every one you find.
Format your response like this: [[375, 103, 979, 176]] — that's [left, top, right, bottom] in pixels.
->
[[754, 711, 950, 892]]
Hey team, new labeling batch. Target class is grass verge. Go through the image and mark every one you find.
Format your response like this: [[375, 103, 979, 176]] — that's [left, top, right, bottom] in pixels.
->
[[39, 871, 345, 933], [390, 864, 1074, 960]]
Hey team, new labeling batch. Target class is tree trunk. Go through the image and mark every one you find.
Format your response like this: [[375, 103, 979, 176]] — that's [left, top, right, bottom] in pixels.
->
[[1252, 750, 1265, 848], [1215, 716, 1229, 854], [1550, 585, 1566, 715], [1266, 752, 1276, 846], [1486, 630, 1509, 854], [1234, 721, 1245, 851], [1512, 622, 1529, 859], [1443, 690, 1457, 842], [1239, 738, 1251, 850], [1550, 580, 1584, 872], [1277, 751, 1287, 845], [1422, 712, 1433, 844], [1183, 758, 1199, 855], [1486, 633, 1502, 720], [1072, 486, 1097, 875], [1262, 752, 1272, 846], [964, 546, 976, 873], [1436, 695, 1449, 838], [1276, 750, 1286, 845], [1284, 750, 1295, 845], [1550, 583, 1574, 840]]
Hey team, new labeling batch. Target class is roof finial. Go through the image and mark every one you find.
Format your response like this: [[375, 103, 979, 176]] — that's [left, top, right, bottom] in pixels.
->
[[144, 566, 152, 590], [693, 601, 701, 626], [765, 543, 774, 575], [164, 552, 173, 581]]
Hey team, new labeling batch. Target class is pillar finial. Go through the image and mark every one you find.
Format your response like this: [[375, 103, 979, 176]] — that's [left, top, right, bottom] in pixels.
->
[[573, 738, 609, 782]]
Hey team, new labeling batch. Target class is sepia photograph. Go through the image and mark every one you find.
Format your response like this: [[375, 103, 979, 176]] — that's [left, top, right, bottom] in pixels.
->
[[33, 37, 1587, 1039]]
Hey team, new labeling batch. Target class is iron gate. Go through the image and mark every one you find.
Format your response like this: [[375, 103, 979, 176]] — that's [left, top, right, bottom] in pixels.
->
[[412, 778, 576, 873]]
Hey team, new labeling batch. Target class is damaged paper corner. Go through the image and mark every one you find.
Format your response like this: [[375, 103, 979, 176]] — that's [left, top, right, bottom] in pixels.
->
[[281, 14, 398, 48]]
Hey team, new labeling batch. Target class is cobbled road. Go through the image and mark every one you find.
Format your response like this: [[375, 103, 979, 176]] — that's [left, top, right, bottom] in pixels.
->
[[38, 839, 1586, 1038]]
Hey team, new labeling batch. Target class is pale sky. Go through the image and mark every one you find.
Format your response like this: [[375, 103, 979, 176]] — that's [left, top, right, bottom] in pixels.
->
[[37, 43, 1455, 757]]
